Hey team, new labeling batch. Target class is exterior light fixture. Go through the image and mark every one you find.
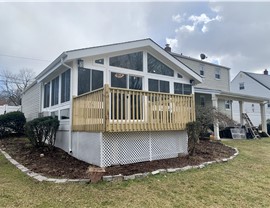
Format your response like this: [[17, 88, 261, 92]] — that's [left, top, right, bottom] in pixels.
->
[[77, 59, 84, 68]]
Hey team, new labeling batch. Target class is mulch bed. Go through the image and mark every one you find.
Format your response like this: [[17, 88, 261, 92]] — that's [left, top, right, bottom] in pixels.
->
[[0, 137, 236, 179]]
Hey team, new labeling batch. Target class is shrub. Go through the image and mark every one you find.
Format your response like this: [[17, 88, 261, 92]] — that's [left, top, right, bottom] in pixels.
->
[[186, 121, 201, 156], [0, 111, 26, 138], [25, 116, 59, 150]]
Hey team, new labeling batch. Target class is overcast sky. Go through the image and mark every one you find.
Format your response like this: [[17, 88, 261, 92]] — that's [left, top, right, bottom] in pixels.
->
[[0, 1, 270, 80]]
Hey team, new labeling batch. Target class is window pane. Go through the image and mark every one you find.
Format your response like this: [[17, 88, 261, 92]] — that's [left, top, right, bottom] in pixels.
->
[[51, 76, 59, 106], [148, 79, 158, 92], [183, 84, 192, 95], [160, 80, 169, 93], [111, 72, 127, 88], [60, 108, 70, 120], [51, 110, 58, 119], [61, 69, 70, 103], [92, 70, 103, 91], [129, 76, 142, 90], [95, 58, 104, 65], [174, 82, 183, 94], [109, 52, 143, 71], [177, 73, 183, 78], [78, 68, 90, 95], [148, 53, 174, 77], [44, 82, 50, 108]]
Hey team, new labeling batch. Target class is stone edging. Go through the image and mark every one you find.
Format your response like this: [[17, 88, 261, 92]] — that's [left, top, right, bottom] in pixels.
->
[[0, 145, 239, 183]]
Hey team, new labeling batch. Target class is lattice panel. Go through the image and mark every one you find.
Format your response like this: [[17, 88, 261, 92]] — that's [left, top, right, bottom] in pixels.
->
[[101, 131, 188, 167], [151, 131, 181, 160], [102, 132, 150, 167]]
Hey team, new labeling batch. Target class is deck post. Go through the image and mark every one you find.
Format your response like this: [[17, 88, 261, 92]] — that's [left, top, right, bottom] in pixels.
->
[[104, 84, 110, 132], [260, 102, 267, 133], [239, 101, 244, 125]]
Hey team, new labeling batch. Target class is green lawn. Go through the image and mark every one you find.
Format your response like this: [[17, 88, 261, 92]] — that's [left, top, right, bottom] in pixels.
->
[[1, 139, 270, 208]]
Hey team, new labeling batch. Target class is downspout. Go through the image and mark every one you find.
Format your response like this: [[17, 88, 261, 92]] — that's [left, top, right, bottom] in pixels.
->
[[61, 56, 73, 154]]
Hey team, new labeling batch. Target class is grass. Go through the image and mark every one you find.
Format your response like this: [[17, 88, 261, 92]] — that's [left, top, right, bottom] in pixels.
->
[[1, 138, 270, 208]]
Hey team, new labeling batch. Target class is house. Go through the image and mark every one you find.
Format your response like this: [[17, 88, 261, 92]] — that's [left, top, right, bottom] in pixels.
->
[[164, 45, 269, 138], [231, 70, 270, 126], [22, 39, 202, 167]]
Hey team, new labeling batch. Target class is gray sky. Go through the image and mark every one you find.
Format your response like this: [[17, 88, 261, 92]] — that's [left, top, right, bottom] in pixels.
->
[[0, 2, 270, 79]]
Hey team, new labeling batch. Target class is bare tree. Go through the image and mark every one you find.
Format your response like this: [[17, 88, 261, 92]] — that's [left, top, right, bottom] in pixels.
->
[[0, 69, 35, 106]]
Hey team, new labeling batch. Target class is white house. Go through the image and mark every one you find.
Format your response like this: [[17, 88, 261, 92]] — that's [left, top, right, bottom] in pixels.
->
[[231, 70, 270, 126], [22, 39, 202, 167]]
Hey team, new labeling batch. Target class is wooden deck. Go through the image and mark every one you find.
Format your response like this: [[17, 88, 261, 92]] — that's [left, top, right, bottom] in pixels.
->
[[72, 84, 195, 132]]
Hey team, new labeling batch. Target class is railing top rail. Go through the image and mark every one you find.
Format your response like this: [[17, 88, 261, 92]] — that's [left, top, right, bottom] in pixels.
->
[[73, 87, 104, 100]]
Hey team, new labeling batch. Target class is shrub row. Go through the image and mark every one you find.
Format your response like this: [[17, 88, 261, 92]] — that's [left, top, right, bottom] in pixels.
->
[[0, 111, 26, 138]]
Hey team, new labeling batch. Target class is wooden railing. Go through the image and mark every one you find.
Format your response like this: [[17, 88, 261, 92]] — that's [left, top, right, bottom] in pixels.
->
[[72, 84, 195, 132]]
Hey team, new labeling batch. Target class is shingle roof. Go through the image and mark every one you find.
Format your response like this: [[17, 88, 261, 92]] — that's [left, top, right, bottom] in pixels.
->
[[243, 72, 270, 91]]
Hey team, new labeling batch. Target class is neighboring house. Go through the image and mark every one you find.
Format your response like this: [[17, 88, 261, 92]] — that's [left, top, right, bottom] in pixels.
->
[[165, 45, 269, 138], [231, 70, 270, 126], [22, 39, 202, 167], [0, 105, 21, 115]]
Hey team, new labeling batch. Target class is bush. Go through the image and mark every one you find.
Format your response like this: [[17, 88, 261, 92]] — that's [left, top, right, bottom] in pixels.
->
[[25, 116, 59, 150], [186, 121, 201, 156], [0, 111, 26, 138]]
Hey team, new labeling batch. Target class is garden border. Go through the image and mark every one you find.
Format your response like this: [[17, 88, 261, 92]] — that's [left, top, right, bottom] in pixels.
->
[[0, 144, 239, 183]]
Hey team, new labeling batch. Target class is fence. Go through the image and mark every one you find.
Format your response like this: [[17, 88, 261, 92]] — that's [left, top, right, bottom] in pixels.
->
[[0, 105, 21, 115]]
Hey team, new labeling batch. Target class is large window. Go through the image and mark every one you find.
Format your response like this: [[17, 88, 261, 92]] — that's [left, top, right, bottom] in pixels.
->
[[148, 53, 174, 77], [61, 69, 70, 103], [51, 76, 59, 106], [148, 79, 170, 93], [174, 82, 192, 95], [44, 82, 50, 108], [78, 68, 103, 95], [109, 52, 143, 71]]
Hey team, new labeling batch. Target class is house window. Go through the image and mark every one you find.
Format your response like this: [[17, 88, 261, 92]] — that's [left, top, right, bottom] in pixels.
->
[[51, 110, 58, 119], [109, 52, 143, 71], [268, 102, 270, 108], [200, 64, 204, 76], [61, 69, 70, 103], [215, 68, 221, 79], [148, 53, 174, 77], [225, 100, 231, 110], [60, 108, 70, 120], [200, 96, 205, 107], [149, 79, 170, 93], [44, 82, 50, 108], [177, 73, 183, 78], [129, 75, 142, 90], [252, 104, 255, 112], [78, 68, 103, 95], [239, 82, 245, 90], [51, 76, 59, 106], [95, 58, 104, 65], [174, 82, 192, 95]]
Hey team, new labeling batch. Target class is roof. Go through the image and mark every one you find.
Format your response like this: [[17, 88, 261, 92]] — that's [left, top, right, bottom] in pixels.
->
[[171, 52, 231, 70], [35, 38, 202, 84], [243, 72, 270, 91]]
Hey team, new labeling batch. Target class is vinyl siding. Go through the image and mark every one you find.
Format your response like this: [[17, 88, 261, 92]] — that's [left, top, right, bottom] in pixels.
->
[[22, 83, 41, 121]]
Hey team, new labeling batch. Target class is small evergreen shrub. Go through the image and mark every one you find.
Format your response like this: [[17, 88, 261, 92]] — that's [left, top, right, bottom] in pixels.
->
[[0, 111, 26, 138], [186, 121, 201, 156], [25, 116, 59, 150]]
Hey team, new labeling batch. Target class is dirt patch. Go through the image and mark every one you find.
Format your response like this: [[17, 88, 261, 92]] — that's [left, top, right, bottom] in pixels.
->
[[0, 137, 235, 179]]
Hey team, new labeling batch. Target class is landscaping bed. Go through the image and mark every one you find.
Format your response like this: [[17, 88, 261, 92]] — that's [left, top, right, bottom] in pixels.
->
[[0, 137, 236, 179]]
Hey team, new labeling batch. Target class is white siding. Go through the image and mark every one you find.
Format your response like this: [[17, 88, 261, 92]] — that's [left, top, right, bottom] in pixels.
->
[[231, 72, 270, 126], [177, 57, 230, 91], [22, 83, 41, 121]]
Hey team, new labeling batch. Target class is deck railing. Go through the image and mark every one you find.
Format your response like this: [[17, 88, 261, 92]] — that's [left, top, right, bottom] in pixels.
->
[[72, 84, 195, 132]]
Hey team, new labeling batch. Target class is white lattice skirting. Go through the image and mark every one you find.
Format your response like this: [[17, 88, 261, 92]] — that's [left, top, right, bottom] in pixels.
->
[[101, 131, 188, 167]]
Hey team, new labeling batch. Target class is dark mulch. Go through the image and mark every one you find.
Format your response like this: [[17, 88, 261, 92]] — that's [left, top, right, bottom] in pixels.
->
[[0, 137, 236, 179]]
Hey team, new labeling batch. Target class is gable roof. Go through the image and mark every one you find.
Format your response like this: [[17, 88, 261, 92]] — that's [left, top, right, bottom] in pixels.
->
[[36, 38, 202, 84], [243, 72, 270, 91]]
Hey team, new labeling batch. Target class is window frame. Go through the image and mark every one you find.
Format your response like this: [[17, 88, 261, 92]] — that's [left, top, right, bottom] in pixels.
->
[[239, 82, 245, 90], [43, 82, 50, 108], [225, 100, 231, 110], [174, 82, 192, 95], [148, 78, 170, 93], [147, 53, 174, 77], [215, 68, 221, 80], [200, 64, 205, 77], [61, 69, 71, 103], [200, 95, 205, 107], [51, 76, 59, 106]]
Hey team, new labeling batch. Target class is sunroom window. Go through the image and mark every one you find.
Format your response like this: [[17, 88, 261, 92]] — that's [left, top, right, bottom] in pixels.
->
[[95, 58, 104, 65], [148, 53, 174, 77], [148, 79, 170, 93], [44, 82, 50, 108], [61, 69, 70, 103], [78, 68, 103, 95], [174, 82, 192, 95], [51, 76, 59, 106], [109, 52, 143, 71]]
